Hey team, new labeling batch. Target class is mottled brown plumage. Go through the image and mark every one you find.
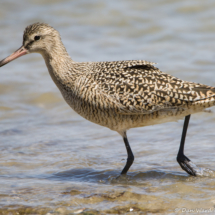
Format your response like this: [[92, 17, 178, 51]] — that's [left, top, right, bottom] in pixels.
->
[[90, 61, 215, 114], [0, 23, 214, 176]]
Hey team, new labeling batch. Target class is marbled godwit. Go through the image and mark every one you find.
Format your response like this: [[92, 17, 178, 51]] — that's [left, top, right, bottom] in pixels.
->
[[0, 23, 214, 176]]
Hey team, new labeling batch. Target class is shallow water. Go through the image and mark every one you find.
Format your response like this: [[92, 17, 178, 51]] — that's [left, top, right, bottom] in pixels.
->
[[1, 0, 215, 214]]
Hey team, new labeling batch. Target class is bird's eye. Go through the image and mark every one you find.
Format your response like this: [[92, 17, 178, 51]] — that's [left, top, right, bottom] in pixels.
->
[[34, 35, 41, 41]]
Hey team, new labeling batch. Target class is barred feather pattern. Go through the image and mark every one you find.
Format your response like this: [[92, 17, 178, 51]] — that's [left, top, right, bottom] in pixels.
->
[[20, 23, 215, 132], [89, 61, 215, 114], [52, 59, 215, 132]]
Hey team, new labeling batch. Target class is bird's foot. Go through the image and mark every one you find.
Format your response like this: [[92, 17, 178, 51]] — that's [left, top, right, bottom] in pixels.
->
[[177, 154, 197, 176], [177, 154, 213, 176], [108, 174, 130, 184]]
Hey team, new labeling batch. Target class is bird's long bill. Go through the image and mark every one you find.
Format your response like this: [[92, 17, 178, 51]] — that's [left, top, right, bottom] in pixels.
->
[[0, 46, 28, 67]]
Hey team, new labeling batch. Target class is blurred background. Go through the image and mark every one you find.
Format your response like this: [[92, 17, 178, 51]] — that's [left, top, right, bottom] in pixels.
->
[[1, 0, 215, 214]]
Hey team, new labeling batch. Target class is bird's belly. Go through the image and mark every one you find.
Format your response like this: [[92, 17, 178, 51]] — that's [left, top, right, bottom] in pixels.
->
[[60, 85, 214, 132], [62, 90, 205, 132]]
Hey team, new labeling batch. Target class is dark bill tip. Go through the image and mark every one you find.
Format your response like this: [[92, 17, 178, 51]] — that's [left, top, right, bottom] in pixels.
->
[[0, 46, 28, 67]]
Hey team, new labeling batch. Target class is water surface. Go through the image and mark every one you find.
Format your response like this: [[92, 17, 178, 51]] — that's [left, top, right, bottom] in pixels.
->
[[1, 0, 215, 214]]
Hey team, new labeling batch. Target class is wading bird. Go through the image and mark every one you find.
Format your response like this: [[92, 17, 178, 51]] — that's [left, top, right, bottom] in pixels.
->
[[1, 23, 214, 176]]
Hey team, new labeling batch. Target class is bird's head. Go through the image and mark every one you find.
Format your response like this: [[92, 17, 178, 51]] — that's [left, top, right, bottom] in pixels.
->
[[0, 23, 62, 67]]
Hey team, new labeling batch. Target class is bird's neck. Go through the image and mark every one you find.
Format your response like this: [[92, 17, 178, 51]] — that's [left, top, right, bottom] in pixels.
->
[[41, 42, 74, 90]]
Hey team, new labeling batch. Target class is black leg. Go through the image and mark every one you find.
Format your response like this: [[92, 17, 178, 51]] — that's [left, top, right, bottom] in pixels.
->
[[121, 132, 134, 175], [177, 115, 197, 176]]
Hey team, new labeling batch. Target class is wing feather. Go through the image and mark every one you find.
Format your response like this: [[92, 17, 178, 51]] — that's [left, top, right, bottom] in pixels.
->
[[85, 60, 215, 115]]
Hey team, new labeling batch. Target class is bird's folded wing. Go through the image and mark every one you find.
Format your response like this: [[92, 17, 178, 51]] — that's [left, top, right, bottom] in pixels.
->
[[83, 60, 215, 115]]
